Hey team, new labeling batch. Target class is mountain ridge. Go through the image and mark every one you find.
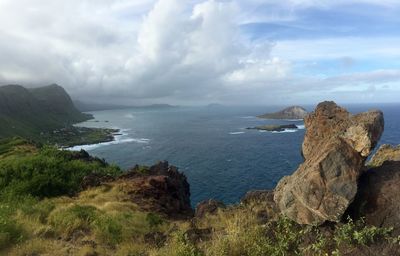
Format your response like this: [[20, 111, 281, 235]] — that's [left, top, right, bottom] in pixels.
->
[[0, 84, 95, 143]]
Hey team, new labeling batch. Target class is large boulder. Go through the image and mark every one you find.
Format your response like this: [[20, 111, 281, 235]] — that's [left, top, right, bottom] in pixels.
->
[[274, 101, 384, 225], [302, 101, 384, 159], [348, 145, 400, 235]]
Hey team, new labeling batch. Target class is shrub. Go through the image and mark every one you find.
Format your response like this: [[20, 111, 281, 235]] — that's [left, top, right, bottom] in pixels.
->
[[0, 146, 121, 199], [334, 217, 393, 246]]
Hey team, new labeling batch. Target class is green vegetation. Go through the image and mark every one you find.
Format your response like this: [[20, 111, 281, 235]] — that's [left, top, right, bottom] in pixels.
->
[[0, 140, 121, 198]]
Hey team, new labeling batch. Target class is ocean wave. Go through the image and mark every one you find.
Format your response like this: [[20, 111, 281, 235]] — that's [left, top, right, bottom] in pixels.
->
[[272, 129, 298, 133], [296, 124, 305, 129], [239, 116, 255, 119], [65, 129, 149, 151], [124, 114, 135, 119], [229, 131, 245, 135]]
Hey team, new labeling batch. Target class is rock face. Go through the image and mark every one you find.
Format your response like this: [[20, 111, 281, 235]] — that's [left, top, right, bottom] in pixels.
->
[[80, 161, 193, 219], [274, 101, 384, 225], [302, 101, 384, 159], [348, 145, 400, 235], [118, 161, 193, 219], [258, 106, 308, 120]]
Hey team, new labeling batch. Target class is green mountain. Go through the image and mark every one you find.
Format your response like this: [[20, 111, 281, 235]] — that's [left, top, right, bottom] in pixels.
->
[[0, 84, 92, 140]]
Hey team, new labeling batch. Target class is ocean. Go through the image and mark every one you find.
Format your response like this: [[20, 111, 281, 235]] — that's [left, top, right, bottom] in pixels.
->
[[68, 103, 400, 206]]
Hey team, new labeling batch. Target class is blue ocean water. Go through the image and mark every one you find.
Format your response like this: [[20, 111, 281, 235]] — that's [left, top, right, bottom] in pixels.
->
[[70, 104, 400, 206]]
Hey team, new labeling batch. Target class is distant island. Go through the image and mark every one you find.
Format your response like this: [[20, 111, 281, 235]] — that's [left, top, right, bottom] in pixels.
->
[[74, 101, 178, 112], [247, 124, 298, 132], [0, 84, 116, 147], [258, 106, 308, 119]]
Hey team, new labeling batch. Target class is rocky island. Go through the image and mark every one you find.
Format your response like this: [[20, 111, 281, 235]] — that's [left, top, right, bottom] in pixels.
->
[[258, 105, 308, 119], [247, 123, 298, 132], [1, 101, 400, 255]]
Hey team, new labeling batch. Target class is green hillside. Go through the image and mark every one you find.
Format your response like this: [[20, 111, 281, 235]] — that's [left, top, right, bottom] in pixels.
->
[[0, 84, 113, 146]]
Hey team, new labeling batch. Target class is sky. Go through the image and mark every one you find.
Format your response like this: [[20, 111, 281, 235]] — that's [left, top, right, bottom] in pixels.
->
[[0, 0, 399, 105]]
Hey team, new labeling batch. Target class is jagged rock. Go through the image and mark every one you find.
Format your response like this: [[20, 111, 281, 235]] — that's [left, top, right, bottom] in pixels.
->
[[348, 145, 400, 235], [274, 102, 384, 225], [117, 161, 193, 219], [195, 199, 225, 218], [302, 101, 384, 159]]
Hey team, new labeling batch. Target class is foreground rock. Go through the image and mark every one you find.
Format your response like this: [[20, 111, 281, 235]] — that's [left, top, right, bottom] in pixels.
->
[[274, 101, 384, 225], [257, 106, 308, 120], [82, 161, 193, 219], [348, 144, 400, 235], [247, 124, 298, 132], [118, 161, 193, 218], [302, 101, 384, 159]]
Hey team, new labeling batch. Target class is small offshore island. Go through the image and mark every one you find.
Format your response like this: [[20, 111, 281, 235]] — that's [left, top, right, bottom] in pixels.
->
[[247, 123, 298, 132]]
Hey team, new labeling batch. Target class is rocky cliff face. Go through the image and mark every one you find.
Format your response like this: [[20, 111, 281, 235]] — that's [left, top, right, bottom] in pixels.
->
[[274, 101, 384, 225]]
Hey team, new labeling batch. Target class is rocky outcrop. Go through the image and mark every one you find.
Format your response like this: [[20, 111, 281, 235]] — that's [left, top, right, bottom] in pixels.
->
[[80, 161, 193, 219], [348, 145, 400, 235], [195, 199, 225, 218], [302, 101, 384, 159], [258, 106, 308, 120], [274, 101, 384, 225], [117, 161, 193, 219]]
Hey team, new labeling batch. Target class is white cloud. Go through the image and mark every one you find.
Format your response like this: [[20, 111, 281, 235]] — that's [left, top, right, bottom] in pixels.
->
[[0, 0, 398, 105]]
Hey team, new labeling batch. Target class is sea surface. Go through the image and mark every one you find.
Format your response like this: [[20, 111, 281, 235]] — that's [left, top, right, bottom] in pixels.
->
[[69, 103, 400, 206]]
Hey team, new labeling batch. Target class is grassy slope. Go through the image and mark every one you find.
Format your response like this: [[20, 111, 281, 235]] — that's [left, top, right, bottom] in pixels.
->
[[0, 138, 399, 255]]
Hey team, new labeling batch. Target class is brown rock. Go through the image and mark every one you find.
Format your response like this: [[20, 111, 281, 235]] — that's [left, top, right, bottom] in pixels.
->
[[117, 161, 193, 219], [275, 139, 363, 224], [302, 101, 384, 159], [195, 199, 225, 218], [274, 102, 384, 225], [348, 145, 400, 235]]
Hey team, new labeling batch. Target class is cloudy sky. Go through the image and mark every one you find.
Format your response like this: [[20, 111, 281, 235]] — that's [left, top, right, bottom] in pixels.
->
[[0, 0, 399, 105]]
